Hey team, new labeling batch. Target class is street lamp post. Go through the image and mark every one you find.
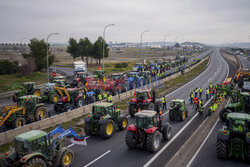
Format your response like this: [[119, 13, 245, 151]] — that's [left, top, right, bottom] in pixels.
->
[[103, 24, 114, 72], [140, 30, 149, 48], [46, 33, 59, 82]]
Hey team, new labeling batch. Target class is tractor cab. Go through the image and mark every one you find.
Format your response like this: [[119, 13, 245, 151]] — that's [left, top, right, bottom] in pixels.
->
[[110, 73, 124, 80], [92, 102, 117, 118], [139, 71, 150, 78], [17, 95, 40, 108], [44, 83, 55, 92], [170, 99, 186, 109], [93, 70, 104, 79], [127, 72, 139, 78], [134, 110, 158, 129], [135, 89, 155, 101], [226, 112, 250, 133], [22, 82, 36, 93], [76, 72, 90, 79]]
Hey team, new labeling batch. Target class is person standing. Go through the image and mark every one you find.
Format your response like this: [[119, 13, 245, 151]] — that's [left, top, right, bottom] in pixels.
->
[[162, 96, 167, 111], [194, 88, 199, 97], [206, 88, 210, 100], [199, 87, 203, 99], [190, 92, 194, 104]]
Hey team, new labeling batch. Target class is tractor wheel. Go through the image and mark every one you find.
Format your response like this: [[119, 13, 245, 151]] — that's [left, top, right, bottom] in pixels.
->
[[163, 123, 172, 140], [13, 117, 26, 128], [216, 137, 227, 159], [35, 106, 48, 121], [34, 89, 41, 97], [59, 148, 74, 167], [219, 108, 227, 122], [186, 110, 189, 117], [146, 130, 162, 152], [91, 96, 96, 103], [169, 110, 174, 121], [147, 102, 155, 110], [129, 104, 136, 117], [76, 97, 84, 108], [118, 116, 128, 131], [100, 119, 115, 139], [126, 131, 137, 149], [64, 103, 72, 112], [84, 122, 92, 135], [54, 103, 60, 112], [180, 111, 186, 121], [77, 82, 84, 88], [50, 93, 60, 103], [27, 158, 46, 167]]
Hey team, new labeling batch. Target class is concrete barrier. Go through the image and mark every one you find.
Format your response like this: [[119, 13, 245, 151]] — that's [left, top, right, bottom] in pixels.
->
[[0, 53, 211, 146]]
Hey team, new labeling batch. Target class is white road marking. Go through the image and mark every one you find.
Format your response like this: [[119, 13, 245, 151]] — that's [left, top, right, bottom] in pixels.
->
[[144, 50, 227, 167], [186, 118, 219, 167], [84, 150, 111, 167]]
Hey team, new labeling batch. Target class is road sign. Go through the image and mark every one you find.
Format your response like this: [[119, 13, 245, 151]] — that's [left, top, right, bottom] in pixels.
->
[[52, 72, 56, 77]]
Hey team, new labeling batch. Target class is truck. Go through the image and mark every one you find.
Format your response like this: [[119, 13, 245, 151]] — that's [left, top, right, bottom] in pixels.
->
[[74, 61, 87, 75]]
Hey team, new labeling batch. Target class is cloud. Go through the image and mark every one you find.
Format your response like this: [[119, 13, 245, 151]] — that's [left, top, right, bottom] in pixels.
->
[[0, 0, 250, 44]]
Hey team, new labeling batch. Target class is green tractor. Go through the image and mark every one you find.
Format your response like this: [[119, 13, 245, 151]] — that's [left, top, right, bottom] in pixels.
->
[[93, 70, 105, 80], [39, 83, 63, 104], [218, 85, 250, 122], [84, 102, 128, 139], [169, 99, 189, 121], [4, 125, 86, 167], [0, 95, 48, 128], [126, 110, 172, 152], [216, 112, 250, 162], [12, 82, 41, 102]]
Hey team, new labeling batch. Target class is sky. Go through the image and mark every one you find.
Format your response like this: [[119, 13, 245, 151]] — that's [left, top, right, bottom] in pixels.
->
[[0, 0, 250, 44]]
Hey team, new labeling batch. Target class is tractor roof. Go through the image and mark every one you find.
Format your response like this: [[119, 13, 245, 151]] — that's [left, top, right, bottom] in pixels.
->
[[94, 102, 113, 107], [136, 89, 151, 93], [241, 91, 250, 96], [15, 130, 47, 142], [135, 110, 156, 118], [19, 95, 38, 100], [171, 99, 184, 103], [227, 112, 250, 121]]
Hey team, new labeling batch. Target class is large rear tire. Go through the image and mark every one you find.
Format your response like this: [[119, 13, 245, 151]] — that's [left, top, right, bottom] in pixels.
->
[[219, 108, 227, 122], [248, 144, 250, 163], [169, 110, 174, 121], [35, 106, 48, 121], [126, 131, 137, 149], [118, 116, 128, 131], [27, 158, 46, 167], [216, 137, 227, 159], [59, 148, 74, 167], [163, 123, 172, 140], [50, 93, 60, 103], [129, 104, 136, 117], [84, 122, 92, 135], [13, 117, 26, 128], [76, 97, 84, 108], [100, 119, 115, 139], [90, 96, 96, 103], [64, 103, 72, 112], [180, 111, 186, 121], [146, 130, 162, 152]]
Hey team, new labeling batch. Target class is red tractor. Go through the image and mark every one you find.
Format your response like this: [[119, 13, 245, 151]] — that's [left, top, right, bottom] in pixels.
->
[[126, 110, 172, 152], [129, 89, 162, 117], [72, 72, 91, 88]]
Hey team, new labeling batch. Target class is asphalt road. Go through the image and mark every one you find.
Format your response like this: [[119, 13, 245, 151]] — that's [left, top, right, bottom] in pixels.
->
[[67, 48, 230, 167], [187, 51, 247, 167], [237, 55, 250, 69]]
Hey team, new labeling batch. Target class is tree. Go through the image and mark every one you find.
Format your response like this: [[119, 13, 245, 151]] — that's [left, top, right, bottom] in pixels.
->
[[22, 38, 54, 71], [67, 38, 79, 61], [77, 37, 93, 65], [92, 36, 109, 65]]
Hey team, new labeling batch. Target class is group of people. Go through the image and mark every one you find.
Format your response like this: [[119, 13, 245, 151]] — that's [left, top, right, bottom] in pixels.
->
[[83, 87, 113, 103]]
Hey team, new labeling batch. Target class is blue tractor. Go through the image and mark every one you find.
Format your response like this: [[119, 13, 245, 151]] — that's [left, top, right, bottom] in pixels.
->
[[126, 72, 140, 89]]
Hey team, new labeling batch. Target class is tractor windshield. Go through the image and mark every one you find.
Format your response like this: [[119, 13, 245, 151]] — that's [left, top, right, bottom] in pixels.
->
[[93, 106, 105, 117], [136, 92, 148, 100], [14, 139, 30, 153], [135, 116, 153, 129]]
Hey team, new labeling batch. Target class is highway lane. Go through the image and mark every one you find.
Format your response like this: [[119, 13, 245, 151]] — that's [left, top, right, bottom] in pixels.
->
[[237, 55, 250, 69], [68, 49, 229, 167], [187, 50, 243, 167]]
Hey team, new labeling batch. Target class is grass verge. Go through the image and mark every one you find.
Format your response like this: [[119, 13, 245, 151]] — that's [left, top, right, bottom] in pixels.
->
[[0, 72, 47, 93]]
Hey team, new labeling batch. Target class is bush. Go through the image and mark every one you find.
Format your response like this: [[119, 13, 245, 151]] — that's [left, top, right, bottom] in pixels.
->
[[115, 62, 128, 68], [18, 57, 37, 76], [0, 60, 18, 74]]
